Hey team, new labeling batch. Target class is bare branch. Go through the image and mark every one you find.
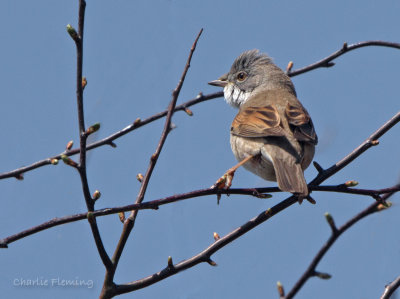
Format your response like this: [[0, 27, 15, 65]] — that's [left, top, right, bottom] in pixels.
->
[[287, 40, 400, 76], [2, 183, 400, 248], [100, 29, 204, 298], [0, 91, 222, 180], [380, 275, 400, 299], [69, 0, 113, 271], [285, 184, 399, 299], [309, 111, 400, 186]]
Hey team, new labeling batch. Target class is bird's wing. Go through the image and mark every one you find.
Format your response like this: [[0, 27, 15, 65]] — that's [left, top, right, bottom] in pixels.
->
[[285, 103, 318, 145], [231, 104, 286, 138]]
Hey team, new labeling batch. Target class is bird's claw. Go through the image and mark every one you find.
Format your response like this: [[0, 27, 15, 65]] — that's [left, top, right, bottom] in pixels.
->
[[212, 171, 235, 189]]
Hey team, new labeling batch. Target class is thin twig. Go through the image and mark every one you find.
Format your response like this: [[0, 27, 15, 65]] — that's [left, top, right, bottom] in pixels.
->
[[69, 0, 113, 271], [285, 185, 399, 299], [0, 91, 222, 180], [380, 275, 400, 299], [112, 195, 297, 295], [310, 111, 400, 186], [287, 40, 400, 76], [100, 29, 204, 298]]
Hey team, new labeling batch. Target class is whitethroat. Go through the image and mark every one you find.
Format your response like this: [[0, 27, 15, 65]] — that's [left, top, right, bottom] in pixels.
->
[[209, 50, 318, 198]]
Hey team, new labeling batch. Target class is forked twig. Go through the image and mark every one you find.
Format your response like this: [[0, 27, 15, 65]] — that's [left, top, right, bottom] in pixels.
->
[[100, 29, 204, 298]]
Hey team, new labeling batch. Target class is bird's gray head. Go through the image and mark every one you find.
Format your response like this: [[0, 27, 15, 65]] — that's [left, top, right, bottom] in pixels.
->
[[209, 49, 296, 108]]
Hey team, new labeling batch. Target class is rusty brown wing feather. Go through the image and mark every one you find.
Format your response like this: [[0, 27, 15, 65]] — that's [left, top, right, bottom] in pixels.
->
[[285, 103, 318, 145], [231, 104, 286, 138]]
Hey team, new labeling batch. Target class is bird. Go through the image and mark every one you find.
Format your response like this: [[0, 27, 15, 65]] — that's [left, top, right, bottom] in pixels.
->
[[208, 49, 317, 198]]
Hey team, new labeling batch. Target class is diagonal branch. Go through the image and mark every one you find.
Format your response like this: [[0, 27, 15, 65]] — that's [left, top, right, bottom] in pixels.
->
[[310, 111, 400, 186], [285, 185, 399, 299], [0, 91, 222, 180], [380, 274, 400, 299], [100, 29, 203, 298]]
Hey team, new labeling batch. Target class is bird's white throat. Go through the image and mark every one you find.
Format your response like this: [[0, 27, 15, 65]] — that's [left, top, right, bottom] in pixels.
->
[[224, 84, 251, 108]]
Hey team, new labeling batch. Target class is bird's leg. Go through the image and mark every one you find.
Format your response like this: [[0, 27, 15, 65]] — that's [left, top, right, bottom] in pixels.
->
[[212, 155, 254, 189]]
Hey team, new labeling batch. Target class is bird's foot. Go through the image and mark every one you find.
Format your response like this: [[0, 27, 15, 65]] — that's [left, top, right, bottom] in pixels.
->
[[211, 170, 235, 190]]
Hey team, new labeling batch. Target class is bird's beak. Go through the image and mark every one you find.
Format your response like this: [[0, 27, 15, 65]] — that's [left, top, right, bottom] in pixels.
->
[[208, 73, 228, 87]]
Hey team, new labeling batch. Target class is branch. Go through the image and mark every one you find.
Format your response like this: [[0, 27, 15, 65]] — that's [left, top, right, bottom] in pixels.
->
[[3, 183, 400, 248], [113, 195, 299, 295], [0, 91, 222, 180], [2, 105, 400, 247], [310, 111, 400, 186], [100, 29, 203, 298], [1, 105, 399, 248], [380, 275, 400, 299], [67, 0, 113, 271], [284, 185, 399, 299], [287, 40, 400, 76], [1, 40, 399, 180]]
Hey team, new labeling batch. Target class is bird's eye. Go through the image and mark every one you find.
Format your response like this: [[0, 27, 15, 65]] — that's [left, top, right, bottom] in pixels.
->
[[237, 72, 247, 82]]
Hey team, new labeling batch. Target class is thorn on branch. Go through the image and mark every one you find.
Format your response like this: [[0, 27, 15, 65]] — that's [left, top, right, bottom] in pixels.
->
[[313, 271, 332, 280], [252, 189, 272, 199], [86, 123, 101, 135], [213, 232, 220, 241], [118, 212, 125, 223], [377, 201, 392, 211], [344, 180, 358, 187], [313, 161, 324, 173], [66, 24, 79, 42], [60, 154, 78, 168], [206, 258, 217, 267], [66, 140, 74, 151], [15, 173, 24, 181], [325, 61, 335, 67], [108, 141, 117, 148], [82, 77, 87, 90], [196, 91, 204, 99], [373, 194, 390, 208], [92, 190, 101, 201], [184, 107, 193, 116], [169, 122, 177, 131], [324, 212, 338, 235], [370, 139, 380, 146], [305, 195, 316, 205], [342, 42, 348, 51], [133, 118, 141, 127], [136, 173, 144, 182], [167, 256, 174, 268], [286, 61, 294, 74], [277, 281, 285, 298]]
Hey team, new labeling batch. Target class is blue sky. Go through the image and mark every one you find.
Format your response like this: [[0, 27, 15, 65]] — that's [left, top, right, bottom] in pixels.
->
[[1, 1, 399, 298]]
